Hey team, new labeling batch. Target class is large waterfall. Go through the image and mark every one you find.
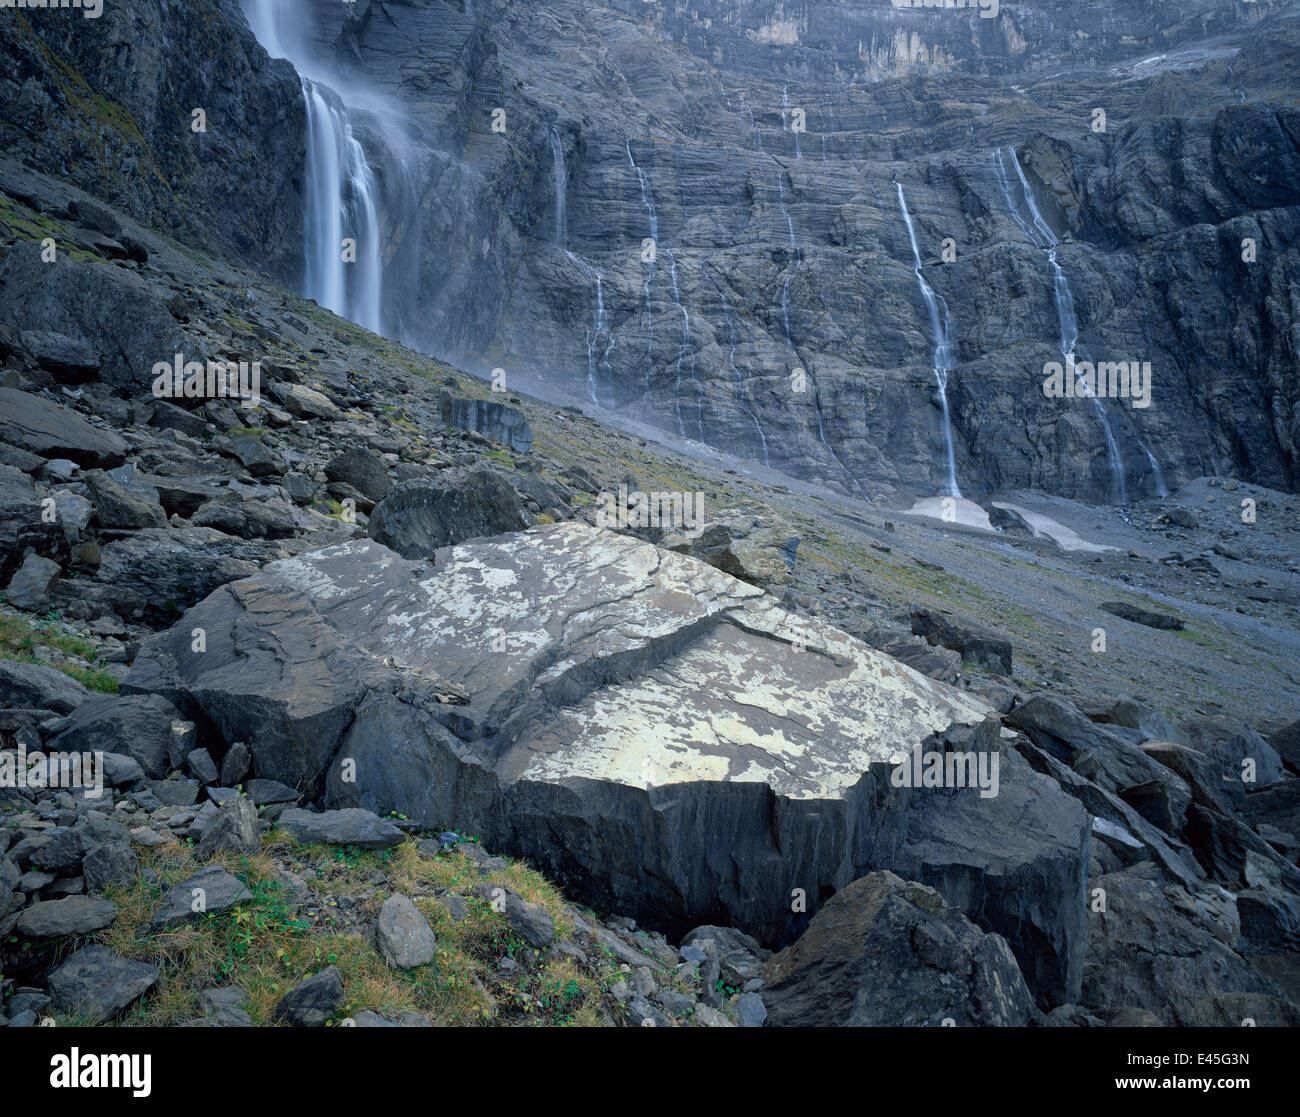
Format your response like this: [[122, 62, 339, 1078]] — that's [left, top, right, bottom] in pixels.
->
[[994, 148, 1135, 503], [243, 0, 385, 334], [896, 183, 962, 499]]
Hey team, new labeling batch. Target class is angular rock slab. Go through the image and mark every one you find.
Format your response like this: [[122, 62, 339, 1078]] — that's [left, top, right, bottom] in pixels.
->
[[129, 522, 1089, 1004], [46, 944, 159, 1022], [152, 866, 252, 928]]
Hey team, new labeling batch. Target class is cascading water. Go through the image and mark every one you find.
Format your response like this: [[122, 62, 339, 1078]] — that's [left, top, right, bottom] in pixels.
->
[[1141, 443, 1169, 497], [782, 85, 801, 160], [708, 269, 770, 465], [585, 271, 615, 409], [626, 140, 658, 385], [896, 183, 962, 498], [244, 0, 385, 334], [666, 251, 704, 442], [994, 148, 1132, 502], [550, 127, 567, 248]]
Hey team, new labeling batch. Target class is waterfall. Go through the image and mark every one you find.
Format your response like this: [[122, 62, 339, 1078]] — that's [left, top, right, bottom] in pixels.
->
[[244, 0, 385, 335], [550, 127, 567, 249], [995, 148, 1130, 502], [626, 140, 658, 385], [584, 271, 615, 409], [709, 269, 770, 465], [738, 91, 763, 151], [896, 183, 962, 498], [301, 84, 383, 333], [563, 250, 613, 410], [1141, 442, 1169, 498], [782, 85, 801, 161], [666, 251, 704, 442]]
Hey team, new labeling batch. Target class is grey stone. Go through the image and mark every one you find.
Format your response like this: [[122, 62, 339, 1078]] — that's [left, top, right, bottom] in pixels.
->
[[46, 944, 159, 1021], [277, 808, 404, 849], [5, 553, 61, 613], [17, 895, 118, 937], [195, 795, 260, 857], [274, 966, 344, 1027], [471, 881, 555, 948], [762, 872, 1034, 1027], [0, 659, 88, 714], [185, 748, 219, 786], [220, 743, 251, 787], [367, 465, 527, 558], [376, 893, 437, 968], [81, 842, 137, 892], [151, 866, 252, 927]]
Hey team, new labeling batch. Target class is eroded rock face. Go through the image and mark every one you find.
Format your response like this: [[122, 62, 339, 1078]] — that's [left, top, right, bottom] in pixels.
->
[[126, 521, 1090, 1004], [762, 870, 1036, 1027]]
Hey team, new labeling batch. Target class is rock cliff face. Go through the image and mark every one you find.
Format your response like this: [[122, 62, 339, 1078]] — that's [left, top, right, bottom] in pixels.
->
[[4, 0, 1298, 503], [0, 0, 305, 282]]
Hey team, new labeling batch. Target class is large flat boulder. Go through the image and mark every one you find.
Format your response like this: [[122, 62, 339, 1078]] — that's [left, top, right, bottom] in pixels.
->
[[127, 522, 1090, 1004], [0, 388, 127, 468]]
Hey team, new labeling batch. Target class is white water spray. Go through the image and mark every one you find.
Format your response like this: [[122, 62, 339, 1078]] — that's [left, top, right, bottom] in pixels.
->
[[709, 269, 770, 465], [666, 251, 704, 442], [244, 0, 384, 332], [896, 183, 962, 498], [995, 148, 1131, 502], [550, 127, 567, 249], [244, 0, 385, 335], [782, 85, 801, 161]]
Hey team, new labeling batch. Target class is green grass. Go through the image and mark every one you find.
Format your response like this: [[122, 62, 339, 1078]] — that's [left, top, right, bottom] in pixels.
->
[[62, 833, 611, 1026], [0, 610, 119, 694]]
